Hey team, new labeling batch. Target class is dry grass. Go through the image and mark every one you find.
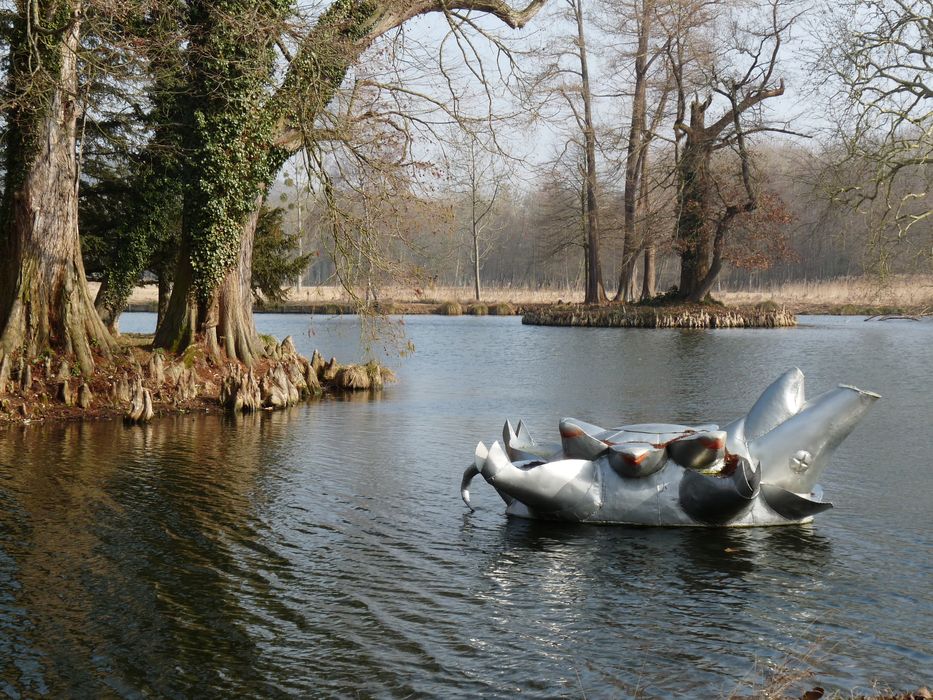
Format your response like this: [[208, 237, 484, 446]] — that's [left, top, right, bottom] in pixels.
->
[[436, 301, 464, 316], [336, 364, 370, 390], [719, 275, 933, 310], [525, 304, 796, 328], [97, 275, 933, 313], [489, 302, 516, 315], [365, 361, 396, 390]]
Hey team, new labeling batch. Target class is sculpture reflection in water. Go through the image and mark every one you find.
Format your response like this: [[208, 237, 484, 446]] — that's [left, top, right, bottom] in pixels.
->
[[461, 369, 880, 526]]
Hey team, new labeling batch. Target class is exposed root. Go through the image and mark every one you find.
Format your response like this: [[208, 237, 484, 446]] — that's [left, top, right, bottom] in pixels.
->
[[321, 357, 340, 382], [310, 349, 324, 375], [125, 378, 154, 424], [365, 361, 396, 391], [0, 333, 397, 426], [219, 366, 261, 413], [58, 379, 73, 407], [77, 383, 94, 410]]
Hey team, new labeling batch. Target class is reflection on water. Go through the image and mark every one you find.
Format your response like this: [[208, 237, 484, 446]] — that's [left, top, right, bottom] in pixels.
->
[[1, 314, 931, 697]]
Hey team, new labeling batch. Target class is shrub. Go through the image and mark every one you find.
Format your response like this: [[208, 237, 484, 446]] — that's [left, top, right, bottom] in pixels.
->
[[436, 301, 463, 316], [337, 365, 370, 390], [489, 302, 515, 316]]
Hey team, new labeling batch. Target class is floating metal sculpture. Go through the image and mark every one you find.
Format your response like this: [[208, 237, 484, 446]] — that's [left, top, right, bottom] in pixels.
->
[[461, 369, 880, 526]]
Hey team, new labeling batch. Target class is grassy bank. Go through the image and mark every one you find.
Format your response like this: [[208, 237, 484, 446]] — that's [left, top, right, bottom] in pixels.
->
[[719, 275, 933, 316]]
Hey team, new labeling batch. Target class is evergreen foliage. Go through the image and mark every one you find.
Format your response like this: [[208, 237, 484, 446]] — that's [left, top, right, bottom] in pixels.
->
[[252, 206, 313, 305]]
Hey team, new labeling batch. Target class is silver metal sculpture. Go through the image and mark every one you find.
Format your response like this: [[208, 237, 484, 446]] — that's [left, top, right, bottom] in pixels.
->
[[461, 369, 880, 526]]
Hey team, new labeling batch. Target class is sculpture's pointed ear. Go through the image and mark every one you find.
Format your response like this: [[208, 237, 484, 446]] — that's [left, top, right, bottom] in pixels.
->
[[503, 420, 517, 447], [474, 441, 489, 471], [743, 367, 806, 441]]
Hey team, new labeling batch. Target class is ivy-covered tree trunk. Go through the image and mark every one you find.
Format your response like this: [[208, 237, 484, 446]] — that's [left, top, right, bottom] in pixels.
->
[[0, 2, 114, 382], [154, 0, 377, 363], [94, 10, 185, 333], [154, 0, 547, 364], [153, 1, 288, 362], [211, 198, 265, 364]]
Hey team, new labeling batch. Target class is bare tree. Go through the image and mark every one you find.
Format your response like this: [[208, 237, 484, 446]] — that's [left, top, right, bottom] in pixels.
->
[[606, 0, 671, 301], [819, 0, 932, 271], [567, 0, 608, 302], [670, 0, 794, 301], [446, 132, 509, 301]]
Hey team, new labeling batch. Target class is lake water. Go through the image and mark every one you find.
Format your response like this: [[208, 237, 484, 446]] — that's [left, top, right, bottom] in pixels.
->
[[0, 313, 930, 698]]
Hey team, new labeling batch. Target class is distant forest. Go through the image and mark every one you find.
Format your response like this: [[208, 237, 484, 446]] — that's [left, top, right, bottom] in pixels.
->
[[281, 140, 929, 295]]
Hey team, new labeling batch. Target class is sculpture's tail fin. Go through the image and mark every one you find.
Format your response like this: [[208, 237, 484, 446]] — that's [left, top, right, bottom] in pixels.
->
[[462, 441, 516, 509], [461, 464, 480, 511], [461, 442, 490, 510]]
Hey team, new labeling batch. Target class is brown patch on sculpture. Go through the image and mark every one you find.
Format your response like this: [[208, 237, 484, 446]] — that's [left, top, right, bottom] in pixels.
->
[[719, 452, 740, 477], [698, 436, 725, 450]]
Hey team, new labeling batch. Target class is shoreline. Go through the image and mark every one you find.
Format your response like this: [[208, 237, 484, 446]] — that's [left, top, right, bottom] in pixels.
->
[[0, 334, 393, 430], [98, 274, 933, 319], [121, 299, 931, 318]]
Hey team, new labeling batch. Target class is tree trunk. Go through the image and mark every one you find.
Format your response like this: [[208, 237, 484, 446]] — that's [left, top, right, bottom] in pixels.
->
[[213, 199, 264, 365], [154, 199, 263, 365], [473, 221, 482, 302], [675, 100, 714, 301], [94, 277, 120, 335], [574, 0, 606, 305], [157, 273, 172, 329], [638, 143, 656, 300], [0, 4, 114, 378], [641, 244, 656, 299], [615, 0, 651, 302], [153, 248, 197, 354]]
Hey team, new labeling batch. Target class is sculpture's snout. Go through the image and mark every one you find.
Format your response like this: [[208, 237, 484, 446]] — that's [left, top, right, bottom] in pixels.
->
[[751, 384, 881, 492]]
